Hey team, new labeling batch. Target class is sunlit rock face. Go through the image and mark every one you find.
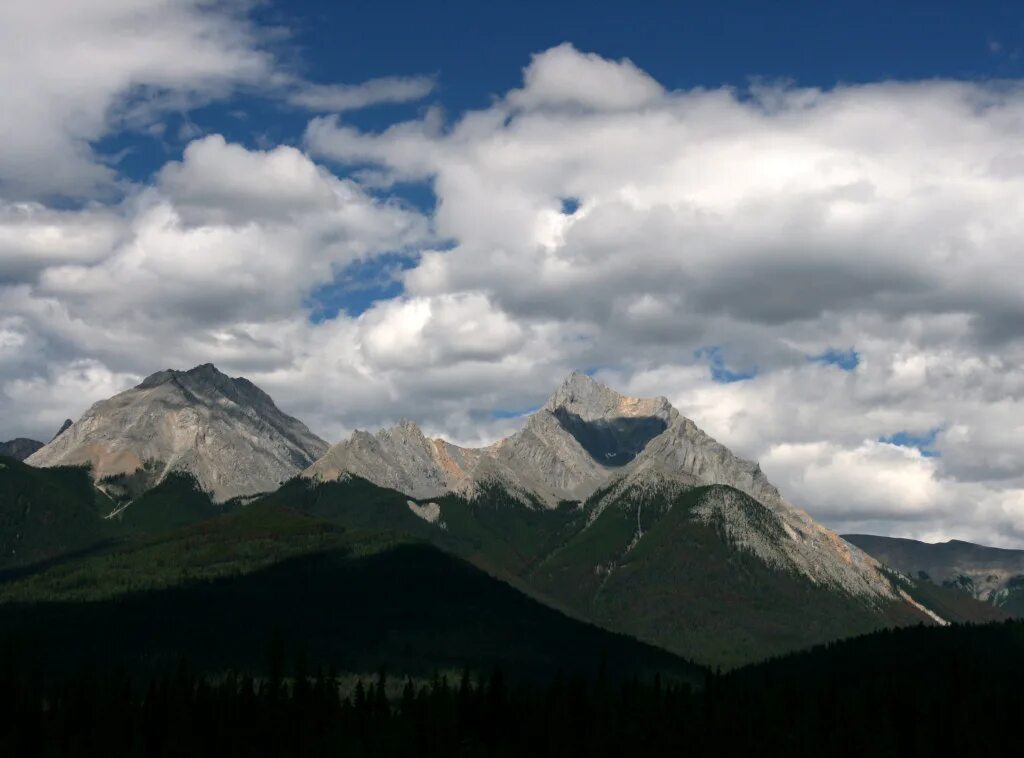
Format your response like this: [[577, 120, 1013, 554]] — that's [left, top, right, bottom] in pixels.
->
[[26, 364, 328, 502], [307, 371, 783, 506]]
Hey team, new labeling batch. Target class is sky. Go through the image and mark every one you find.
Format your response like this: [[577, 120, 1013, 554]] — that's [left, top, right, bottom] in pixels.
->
[[4, 0, 1024, 546]]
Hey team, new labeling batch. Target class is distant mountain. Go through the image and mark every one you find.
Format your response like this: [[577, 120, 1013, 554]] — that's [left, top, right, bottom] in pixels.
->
[[0, 419, 80, 462], [0, 437, 44, 461], [26, 364, 328, 502], [844, 533, 1024, 616], [302, 373, 1002, 666]]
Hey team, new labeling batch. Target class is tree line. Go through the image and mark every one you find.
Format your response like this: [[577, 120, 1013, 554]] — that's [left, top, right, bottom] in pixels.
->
[[3, 620, 1024, 756]]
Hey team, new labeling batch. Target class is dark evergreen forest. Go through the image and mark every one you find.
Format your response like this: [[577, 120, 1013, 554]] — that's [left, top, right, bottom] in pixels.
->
[[3, 619, 1024, 757]]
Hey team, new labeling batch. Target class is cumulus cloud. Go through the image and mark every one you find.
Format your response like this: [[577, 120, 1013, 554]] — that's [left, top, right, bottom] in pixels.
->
[[5, 37, 1024, 546], [33, 136, 429, 325], [0, 134, 431, 438], [507, 43, 665, 111], [0, 0, 276, 199]]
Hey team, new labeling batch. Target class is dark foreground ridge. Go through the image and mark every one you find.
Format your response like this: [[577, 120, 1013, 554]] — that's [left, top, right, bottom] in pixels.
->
[[2, 619, 1024, 756]]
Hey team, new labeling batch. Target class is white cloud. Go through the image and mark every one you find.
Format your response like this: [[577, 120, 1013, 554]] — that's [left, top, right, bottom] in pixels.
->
[[31, 135, 429, 324], [762, 440, 943, 520], [0, 203, 124, 282], [0, 0, 275, 199], [508, 43, 665, 111], [359, 293, 526, 369], [0, 134, 432, 438], [289, 75, 436, 112]]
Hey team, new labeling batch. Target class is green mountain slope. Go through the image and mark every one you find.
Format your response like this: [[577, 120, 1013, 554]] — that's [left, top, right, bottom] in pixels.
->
[[527, 485, 907, 666], [0, 514, 702, 684], [0, 500, 355, 602], [113, 471, 228, 534], [247, 478, 1003, 666], [192, 477, 1001, 666], [0, 458, 236, 575], [2, 465, 1001, 671], [0, 456, 116, 568]]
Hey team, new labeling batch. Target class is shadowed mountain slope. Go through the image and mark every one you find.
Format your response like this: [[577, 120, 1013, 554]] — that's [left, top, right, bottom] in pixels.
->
[[0, 501, 702, 684]]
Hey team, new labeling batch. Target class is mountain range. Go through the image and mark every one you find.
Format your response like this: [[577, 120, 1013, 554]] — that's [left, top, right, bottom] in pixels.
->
[[844, 533, 1024, 615], [1, 364, 1007, 671]]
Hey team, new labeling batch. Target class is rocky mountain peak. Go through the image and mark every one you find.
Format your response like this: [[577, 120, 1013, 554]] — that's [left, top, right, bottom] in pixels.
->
[[381, 419, 427, 439], [26, 364, 328, 502], [139, 363, 229, 391], [301, 373, 908, 612], [544, 372, 673, 422], [305, 372, 768, 506]]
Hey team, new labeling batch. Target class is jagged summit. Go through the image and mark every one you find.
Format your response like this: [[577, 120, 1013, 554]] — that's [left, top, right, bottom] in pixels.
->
[[544, 371, 672, 421], [26, 363, 328, 502], [139, 363, 225, 388], [137, 363, 275, 406], [306, 372, 776, 505]]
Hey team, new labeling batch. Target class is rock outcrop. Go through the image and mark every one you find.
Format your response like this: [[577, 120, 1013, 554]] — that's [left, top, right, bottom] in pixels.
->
[[50, 419, 73, 442], [26, 364, 328, 502]]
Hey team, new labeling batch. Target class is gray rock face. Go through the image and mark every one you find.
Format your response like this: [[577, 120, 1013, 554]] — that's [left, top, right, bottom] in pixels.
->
[[303, 372, 901, 601], [0, 438, 44, 461], [26, 364, 328, 502], [688, 486, 897, 599], [308, 371, 792, 506], [306, 420, 478, 500]]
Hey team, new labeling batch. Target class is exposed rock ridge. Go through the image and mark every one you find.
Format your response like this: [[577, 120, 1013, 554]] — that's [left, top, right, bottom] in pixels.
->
[[50, 419, 73, 442], [306, 420, 471, 500], [306, 371, 788, 508], [543, 371, 673, 421], [691, 486, 897, 599], [26, 364, 328, 502]]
